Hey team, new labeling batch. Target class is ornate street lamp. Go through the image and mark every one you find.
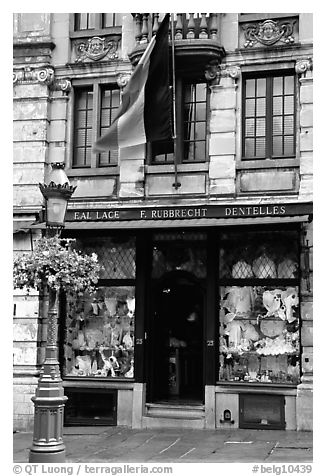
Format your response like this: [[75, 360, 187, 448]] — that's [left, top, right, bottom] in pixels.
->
[[29, 163, 76, 463]]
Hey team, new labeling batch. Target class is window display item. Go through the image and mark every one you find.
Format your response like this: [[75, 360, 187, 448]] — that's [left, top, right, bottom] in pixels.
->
[[262, 290, 283, 317], [260, 319, 286, 338], [223, 286, 255, 315], [281, 288, 299, 322]]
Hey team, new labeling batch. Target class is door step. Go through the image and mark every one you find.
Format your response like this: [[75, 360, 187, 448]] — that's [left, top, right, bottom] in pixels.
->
[[143, 403, 205, 429]]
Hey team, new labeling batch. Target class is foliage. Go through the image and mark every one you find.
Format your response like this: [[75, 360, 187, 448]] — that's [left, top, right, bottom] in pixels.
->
[[13, 236, 102, 294]]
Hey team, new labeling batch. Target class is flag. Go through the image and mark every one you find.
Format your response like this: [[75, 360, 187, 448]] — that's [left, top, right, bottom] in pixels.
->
[[93, 14, 172, 152]]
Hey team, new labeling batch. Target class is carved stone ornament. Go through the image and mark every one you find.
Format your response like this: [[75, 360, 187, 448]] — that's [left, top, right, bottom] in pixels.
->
[[51, 78, 72, 94], [243, 19, 296, 48], [13, 66, 54, 85], [205, 62, 241, 85], [295, 59, 313, 75], [116, 72, 131, 89], [223, 65, 241, 80], [204, 60, 221, 85], [75, 36, 120, 63]]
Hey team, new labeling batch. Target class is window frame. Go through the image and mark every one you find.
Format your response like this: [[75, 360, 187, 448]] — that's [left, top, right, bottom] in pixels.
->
[[60, 231, 137, 382], [70, 79, 121, 174], [70, 13, 122, 39], [241, 70, 297, 162], [148, 77, 209, 165]]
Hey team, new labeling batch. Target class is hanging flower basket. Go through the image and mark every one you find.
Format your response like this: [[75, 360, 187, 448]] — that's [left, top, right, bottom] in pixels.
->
[[13, 236, 102, 295]]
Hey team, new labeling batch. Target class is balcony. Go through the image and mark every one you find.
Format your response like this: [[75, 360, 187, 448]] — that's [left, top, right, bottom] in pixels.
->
[[129, 14, 225, 75]]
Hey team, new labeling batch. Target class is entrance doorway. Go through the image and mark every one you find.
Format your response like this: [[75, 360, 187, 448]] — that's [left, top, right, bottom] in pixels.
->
[[148, 271, 204, 404]]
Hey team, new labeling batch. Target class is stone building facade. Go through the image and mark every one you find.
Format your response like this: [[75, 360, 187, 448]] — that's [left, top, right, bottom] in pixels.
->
[[13, 13, 313, 432]]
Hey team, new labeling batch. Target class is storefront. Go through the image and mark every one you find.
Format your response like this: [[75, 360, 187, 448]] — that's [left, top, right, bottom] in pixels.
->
[[60, 201, 312, 430]]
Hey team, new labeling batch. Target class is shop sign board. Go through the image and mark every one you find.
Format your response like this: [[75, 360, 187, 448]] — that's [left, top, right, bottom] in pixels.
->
[[66, 203, 312, 222]]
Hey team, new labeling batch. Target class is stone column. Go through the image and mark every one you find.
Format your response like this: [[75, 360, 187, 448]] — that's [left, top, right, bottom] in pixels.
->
[[116, 73, 146, 199], [206, 63, 240, 197], [296, 59, 313, 200], [297, 220, 313, 431], [48, 79, 72, 171]]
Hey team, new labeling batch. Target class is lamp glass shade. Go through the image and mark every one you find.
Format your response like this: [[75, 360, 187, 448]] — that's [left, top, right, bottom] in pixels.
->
[[46, 196, 68, 227]]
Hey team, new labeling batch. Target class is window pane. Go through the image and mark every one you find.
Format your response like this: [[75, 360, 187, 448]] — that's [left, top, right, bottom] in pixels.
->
[[273, 76, 283, 95], [256, 78, 266, 97], [256, 98, 266, 116], [256, 118, 265, 137], [85, 147, 92, 166], [284, 76, 294, 94], [245, 99, 256, 117], [273, 136, 283, 156], [245, 118, 255, 137], [75, 129, 87, 146], [284, 96, 294, 115], [196, 83, 207, 102], [246, 79, 255, 98], [273, 116, 283, 135], [273, 96, 283, 115], [194, 141, 206, 161], [196, 102, 206, 121], [284, 115, 294, 134], [284, 136, 295, 155], [255, 137, 266, 156], [195, 122, 206, 140], [245, 138, 255, 157], [74, 148, 86, 167]]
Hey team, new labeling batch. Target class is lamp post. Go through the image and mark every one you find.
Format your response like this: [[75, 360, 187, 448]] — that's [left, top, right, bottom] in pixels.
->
[[29, 163, 76, 463]]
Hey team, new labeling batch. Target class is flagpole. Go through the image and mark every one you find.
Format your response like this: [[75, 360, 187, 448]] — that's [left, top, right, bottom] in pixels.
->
[[170, 13, 181, 189]]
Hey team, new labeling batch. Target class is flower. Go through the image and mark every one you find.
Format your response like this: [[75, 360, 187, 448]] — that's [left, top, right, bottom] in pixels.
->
[[13, 236, 102, 295]]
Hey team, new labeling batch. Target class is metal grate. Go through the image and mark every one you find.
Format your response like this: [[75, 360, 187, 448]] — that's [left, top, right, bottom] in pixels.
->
[[76, 236, 136, 279]]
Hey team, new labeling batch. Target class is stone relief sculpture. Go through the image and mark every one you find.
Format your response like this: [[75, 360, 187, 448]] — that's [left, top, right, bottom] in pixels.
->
[[242, 19, 296, 48], [75, 36, 120, 62]]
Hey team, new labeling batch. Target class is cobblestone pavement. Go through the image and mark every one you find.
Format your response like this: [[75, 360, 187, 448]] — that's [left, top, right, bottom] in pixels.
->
[[13, 427, 313, 463]]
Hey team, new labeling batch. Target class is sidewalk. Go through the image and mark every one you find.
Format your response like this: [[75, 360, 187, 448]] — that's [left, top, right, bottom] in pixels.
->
[[14, 427, 313, 463]]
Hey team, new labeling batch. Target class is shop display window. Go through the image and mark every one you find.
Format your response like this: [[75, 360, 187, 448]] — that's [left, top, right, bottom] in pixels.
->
[[218, 230, 300, 385], [63, 286, 135, 378], [152, 232, 207, 279]]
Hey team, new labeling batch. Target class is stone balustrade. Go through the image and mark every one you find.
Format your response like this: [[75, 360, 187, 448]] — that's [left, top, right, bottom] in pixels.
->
[[132, 13, 220, 43]]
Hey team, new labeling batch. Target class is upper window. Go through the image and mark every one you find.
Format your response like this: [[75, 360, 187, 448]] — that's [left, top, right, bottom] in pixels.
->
[[74, 13, 123, 31], [72, 85, 120, 168], [150, 80, 208, 164], [242, 72, 296, 160]]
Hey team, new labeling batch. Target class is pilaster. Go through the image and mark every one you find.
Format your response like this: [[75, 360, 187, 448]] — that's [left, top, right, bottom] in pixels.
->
[[207, 64, 240, 197], [296, 59, 313, 200], [297, 220, 313, 431]]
